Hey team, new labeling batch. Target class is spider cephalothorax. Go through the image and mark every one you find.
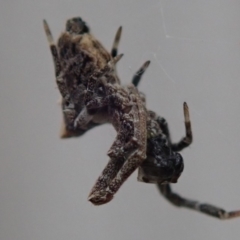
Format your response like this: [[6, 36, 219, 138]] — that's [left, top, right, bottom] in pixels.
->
[[44, 17, 240, 219], [66, 17, 89, 34]]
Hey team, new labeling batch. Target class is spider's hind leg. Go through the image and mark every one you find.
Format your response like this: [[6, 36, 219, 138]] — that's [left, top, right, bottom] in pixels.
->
[[158, 183, 240, 220]]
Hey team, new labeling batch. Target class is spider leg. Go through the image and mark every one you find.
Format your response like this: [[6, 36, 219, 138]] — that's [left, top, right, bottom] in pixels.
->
[[43, 20, 61, 76], [157, 102, 192, 152], [111, 26, 122, 57], [88, 119, 145, 205], [132, 61, 151, 87], [43, 20, 71, 101], [44, 20, 79, 137], [158, 183, 240, 220], [106, 143, 146, 199], [88, 86, 147, 205], [88, 116, 130, 198]]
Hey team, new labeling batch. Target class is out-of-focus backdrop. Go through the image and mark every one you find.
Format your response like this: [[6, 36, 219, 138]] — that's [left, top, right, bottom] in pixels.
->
[[1, 1, 240, 240]]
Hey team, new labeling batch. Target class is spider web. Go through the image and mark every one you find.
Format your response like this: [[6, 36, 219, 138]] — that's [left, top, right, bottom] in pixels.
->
[[147, 0, 240, 146]]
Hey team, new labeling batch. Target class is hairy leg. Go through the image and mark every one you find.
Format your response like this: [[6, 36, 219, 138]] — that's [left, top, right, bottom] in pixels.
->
[[88, 113, 137, 205], [43, 20, 70, 100], [89, 86, 147, 205], [157, 102, 192, 152], [158, 183, 240, 220], [132, 61, 151, 87], [111, 26, 122, 57]]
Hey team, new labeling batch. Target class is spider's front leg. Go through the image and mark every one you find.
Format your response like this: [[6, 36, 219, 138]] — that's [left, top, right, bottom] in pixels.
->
[[88, 86, 147, 205], [156, 105, 240, 219], [44, 20, 81, 137], [43, 20, 70, 101], [88, 113, 137, 205]]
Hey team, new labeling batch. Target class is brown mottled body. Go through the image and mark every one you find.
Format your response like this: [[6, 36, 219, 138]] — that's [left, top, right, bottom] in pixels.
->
[[87, 83, 147, 204], [43, 18, 120, 138], [44, 17, 149, 205]]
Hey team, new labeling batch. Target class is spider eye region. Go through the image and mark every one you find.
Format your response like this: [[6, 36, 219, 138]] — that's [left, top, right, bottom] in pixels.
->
[[66, 17, 89, 34]]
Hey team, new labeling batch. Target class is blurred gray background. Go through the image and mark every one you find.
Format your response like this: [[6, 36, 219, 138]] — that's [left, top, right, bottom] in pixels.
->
[[1, 1, 240, 240]]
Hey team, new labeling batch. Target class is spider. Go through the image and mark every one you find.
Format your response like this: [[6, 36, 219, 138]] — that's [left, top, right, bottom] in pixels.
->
[[44, 17, 240, 219]]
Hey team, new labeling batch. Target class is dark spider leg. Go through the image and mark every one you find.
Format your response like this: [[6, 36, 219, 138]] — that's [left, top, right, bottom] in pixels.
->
[[111, 26, 122, 57], [156, 116, 171, 142], [157, 102, 192, 152], [132, 61, 151, 87], [171, 102, 192, 151], [158, 183, 240, 220]]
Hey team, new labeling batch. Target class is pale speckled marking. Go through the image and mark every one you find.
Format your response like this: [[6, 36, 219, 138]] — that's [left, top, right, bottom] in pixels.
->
[[88, 84, 147, 204], [107, 85, 147, 193], [44, 18, 122, 138], [158, 183, 240, 220], [111, 26, 122, 57]]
